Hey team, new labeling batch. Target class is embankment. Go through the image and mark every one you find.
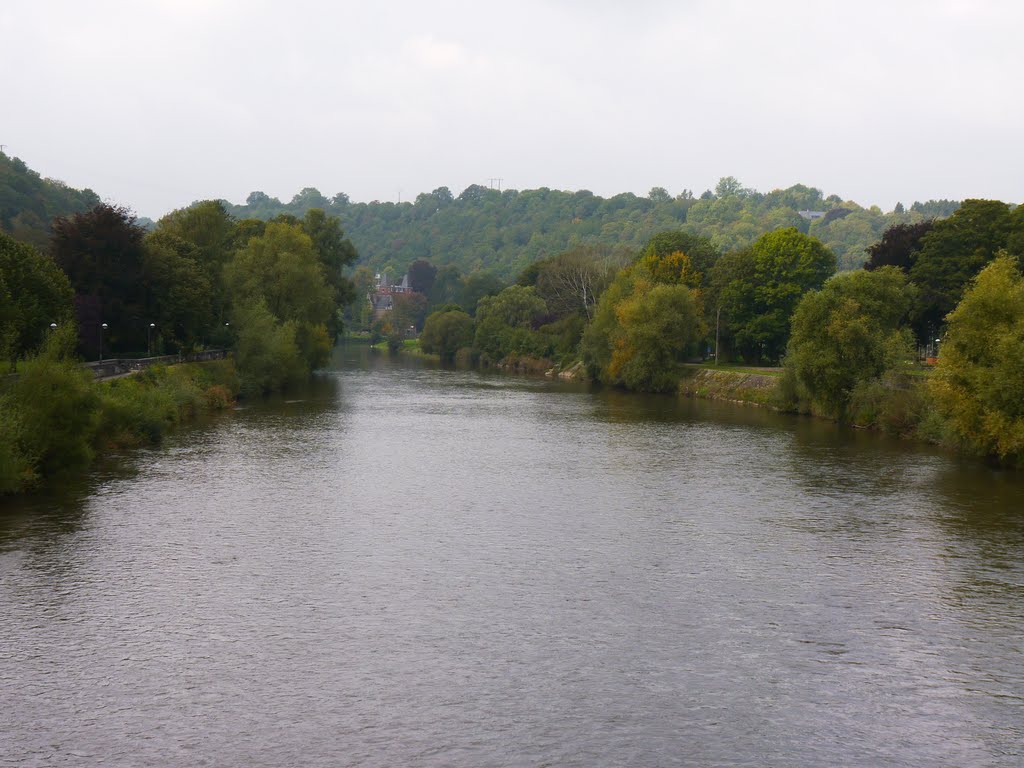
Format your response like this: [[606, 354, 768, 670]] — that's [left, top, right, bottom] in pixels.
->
[[678, 366, 780, 407]]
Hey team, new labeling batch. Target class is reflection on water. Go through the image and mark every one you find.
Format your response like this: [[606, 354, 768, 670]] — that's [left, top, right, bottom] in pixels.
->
[[1, 345, 1022, 767]]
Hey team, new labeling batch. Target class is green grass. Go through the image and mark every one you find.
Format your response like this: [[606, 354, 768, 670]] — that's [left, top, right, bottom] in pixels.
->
[[684, 361, 785, 377]]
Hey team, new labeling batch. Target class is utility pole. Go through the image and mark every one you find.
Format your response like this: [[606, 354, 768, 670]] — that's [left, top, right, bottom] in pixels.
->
[[488, 177, 503, 191]]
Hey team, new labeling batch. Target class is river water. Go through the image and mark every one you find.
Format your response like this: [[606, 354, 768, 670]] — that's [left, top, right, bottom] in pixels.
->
[[2, 347, 1022, 767]]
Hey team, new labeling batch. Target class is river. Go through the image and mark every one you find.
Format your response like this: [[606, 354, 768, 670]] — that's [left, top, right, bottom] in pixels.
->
[[2, 347, 1022, 767]]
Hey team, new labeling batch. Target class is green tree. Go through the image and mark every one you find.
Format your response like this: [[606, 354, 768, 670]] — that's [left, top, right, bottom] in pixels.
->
[[639, 230, 720, 280], [301, 208, 358, 337], [930, 254, 1024, 463], [225, 222, 333, 327], [142, 231, 214, 353], [710, 228, 835, 363], [786, 267, 915, 418], [473, 285, 549, 361], [420, 309, 475, 363], [606, 281, 703, 392], [4, 326, 100, 484], [224, 221, 335, 373], [232, 300, 306, 396], [407, 259, 437, 295], [0, 231, 74, 365], [909, 199, 1014, 342]]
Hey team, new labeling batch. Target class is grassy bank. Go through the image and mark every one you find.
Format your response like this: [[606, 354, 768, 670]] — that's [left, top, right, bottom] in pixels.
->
[[1, 355, 239, 496], [679, 365, 781, 407]]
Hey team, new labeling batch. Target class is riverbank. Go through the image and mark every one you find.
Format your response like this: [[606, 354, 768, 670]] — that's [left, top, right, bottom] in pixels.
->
[[678, 365, 781, 408], [0, 357, 239, 496]]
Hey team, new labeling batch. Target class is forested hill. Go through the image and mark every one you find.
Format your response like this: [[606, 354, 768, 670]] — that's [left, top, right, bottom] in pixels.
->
[[0, 152, 103, 251], [220, 180, 959, 279]]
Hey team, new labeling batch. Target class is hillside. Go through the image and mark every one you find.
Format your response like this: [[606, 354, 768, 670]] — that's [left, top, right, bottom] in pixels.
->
[[0, 152, 102, 251], [220, 180, 959, 279]]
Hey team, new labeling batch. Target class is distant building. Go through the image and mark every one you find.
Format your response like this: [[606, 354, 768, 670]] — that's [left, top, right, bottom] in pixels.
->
[[798, 210, 826, 220], [367, 272, 411, 321]]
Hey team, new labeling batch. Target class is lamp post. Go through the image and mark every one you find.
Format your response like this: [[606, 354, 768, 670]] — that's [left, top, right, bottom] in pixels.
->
[[100, 323, 108, 362], [148, 323, 155, 357]]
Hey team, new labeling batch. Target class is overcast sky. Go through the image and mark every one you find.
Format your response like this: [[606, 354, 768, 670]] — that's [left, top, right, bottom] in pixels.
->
[[2, 0, 1021, 218]]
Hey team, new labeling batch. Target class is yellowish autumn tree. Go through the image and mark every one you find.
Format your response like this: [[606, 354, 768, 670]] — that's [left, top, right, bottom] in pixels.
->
[[930, 253, 1024, 463]]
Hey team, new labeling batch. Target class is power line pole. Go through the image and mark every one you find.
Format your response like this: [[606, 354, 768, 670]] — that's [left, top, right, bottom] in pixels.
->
[[488, 177, 503, 191]]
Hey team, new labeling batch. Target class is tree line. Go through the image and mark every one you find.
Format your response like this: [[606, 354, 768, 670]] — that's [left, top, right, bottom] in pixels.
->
[[221, 177, 960, 281], [404, 198, 1024, 465], [1, 196, 360, 494]]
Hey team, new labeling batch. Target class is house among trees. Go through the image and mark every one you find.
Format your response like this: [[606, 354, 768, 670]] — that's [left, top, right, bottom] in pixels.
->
[[368, 272, 411, 321], [798, 210, 826, 220]]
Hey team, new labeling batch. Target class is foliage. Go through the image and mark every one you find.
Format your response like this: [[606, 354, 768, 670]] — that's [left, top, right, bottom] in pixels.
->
[[225, 222, 333, 327], [863, 221, 934, 273], [420, 309, 475, 363], [407, 258, 437, 295], [219, 179, 953, 281], [581, 261, 704, 391], [929, 255, 1024, 463], [2, 327, 100, 485], [473, 285, 549, 362], [909, 199, 1021, 342], [0, 152, 101, 251], [0, 231, 74, 365], [785, 267, 916, 419], [606, 281, 703, 392], [52, 203, 151, 356], [709, 228, 836, 363], [530, 245, 628, 320], [141, 231, 214, 353], [638, 230, 720, 282], [231, 300, 306, 396]]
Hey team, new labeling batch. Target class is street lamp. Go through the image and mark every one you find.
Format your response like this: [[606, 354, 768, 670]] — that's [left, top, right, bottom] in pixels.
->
[[100, 323, 108, 362], [148, 323, 155, 357]]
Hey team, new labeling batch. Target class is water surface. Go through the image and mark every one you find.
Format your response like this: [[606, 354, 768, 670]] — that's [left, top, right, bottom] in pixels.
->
[[2, 348, 1022, 766]]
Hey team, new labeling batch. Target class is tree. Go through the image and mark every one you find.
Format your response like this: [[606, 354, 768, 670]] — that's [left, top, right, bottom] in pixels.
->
[[407, 258, 437, 295], [141, 232, 214, 352], [232, 300, 305, 396], [420, 309, 474, 363], [639, 231, 720, 281], [0, 231, 74, 365], [709, 228, 835, 363], [909, 199, 1014, 342], [224, 221, 335, 371], [863, 221, 934, 273], [648, 187, 671, 203], [52, 203, 149, 356], [458, 271, 504, 315], [534, 246, 626, 320], [786, 267, 915, 418], [602, 280, 702, 392], [225, 222, 333, 327], [930, 254, 1024, 463], [4, 326, 100, 484], [581, 264, 704, 391], [473, 285, 548, 361], [300, 208, 358, 337]]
